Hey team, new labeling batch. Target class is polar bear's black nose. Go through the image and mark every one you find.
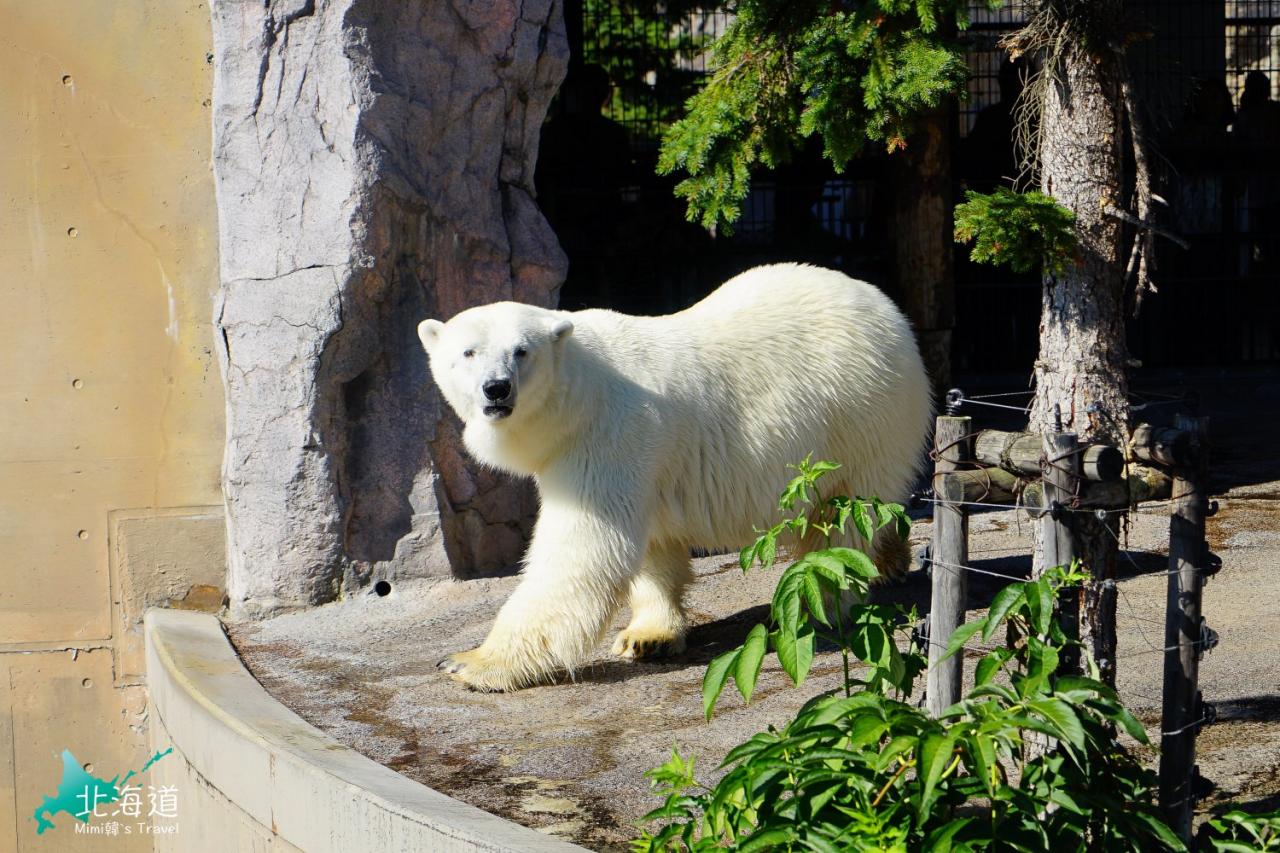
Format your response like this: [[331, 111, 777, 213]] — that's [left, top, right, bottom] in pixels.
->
[[483, 379, 512, 401]]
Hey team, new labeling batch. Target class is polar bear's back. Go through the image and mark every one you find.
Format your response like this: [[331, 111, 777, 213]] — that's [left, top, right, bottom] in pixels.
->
[[637, 263, 932, 548], [680, 262, 896, 326]]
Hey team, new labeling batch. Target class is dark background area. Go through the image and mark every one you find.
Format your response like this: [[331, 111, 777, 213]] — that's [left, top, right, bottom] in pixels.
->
[[536, 0, 1280, 380]]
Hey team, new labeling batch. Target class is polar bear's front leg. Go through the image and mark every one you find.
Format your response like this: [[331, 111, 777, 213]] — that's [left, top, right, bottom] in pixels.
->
[[612, 541, 693, 660], [439, 499, 644, 691]]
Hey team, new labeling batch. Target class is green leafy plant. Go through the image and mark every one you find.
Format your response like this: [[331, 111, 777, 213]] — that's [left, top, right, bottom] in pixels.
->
[[703, 455, 919, 720], [636, 460, 1184, 852], [657, 0, 1000, 231], [1206, 809, 1280, 852], [583, 0, 716, 143], [953, 187, 1079, 274]]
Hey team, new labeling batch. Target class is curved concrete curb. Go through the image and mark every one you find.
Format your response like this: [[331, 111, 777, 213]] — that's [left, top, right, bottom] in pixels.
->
[[145, 607, 588, 852]]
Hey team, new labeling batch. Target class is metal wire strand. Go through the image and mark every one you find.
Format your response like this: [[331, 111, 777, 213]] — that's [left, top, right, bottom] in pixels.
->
[[1160, 716, 1210, 738], [953, 396, 1033, 414], [915, 494, 1130, 516], [927, 557, 1028, 583], [968, 391, 1036, 400]]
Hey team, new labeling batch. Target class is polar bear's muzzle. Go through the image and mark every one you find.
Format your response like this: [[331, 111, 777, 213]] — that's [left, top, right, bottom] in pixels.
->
[[481, 378, 515, 420]]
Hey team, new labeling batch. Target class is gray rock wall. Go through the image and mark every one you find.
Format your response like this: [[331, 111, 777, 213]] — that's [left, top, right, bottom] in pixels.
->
[[211, 0, 567, 616]]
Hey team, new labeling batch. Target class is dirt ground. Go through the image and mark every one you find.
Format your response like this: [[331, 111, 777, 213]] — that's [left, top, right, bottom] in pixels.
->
[[228, 374, 1280, 850]]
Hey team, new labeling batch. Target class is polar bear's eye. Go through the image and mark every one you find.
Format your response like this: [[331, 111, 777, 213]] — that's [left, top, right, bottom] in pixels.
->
[[514, 346, 528, 359], [462, 348, 476, 359]]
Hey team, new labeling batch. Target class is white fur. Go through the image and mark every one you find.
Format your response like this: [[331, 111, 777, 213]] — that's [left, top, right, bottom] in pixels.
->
[[419, 263, 933, 691]]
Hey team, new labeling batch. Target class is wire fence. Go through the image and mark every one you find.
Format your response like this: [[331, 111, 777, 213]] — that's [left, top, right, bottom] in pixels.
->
[[913, 397, 1218, 788]]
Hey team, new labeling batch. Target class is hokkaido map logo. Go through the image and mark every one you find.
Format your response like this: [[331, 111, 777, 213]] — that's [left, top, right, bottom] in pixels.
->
[[32, 746, 180, 838]]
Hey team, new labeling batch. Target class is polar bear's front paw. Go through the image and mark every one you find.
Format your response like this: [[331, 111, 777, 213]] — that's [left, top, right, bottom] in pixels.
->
[[437, 647, 532, 692], [612, 627, 687, 660]]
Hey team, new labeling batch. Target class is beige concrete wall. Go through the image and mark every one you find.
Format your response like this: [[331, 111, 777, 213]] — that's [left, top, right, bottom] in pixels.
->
[[0, 1, 225, 848]]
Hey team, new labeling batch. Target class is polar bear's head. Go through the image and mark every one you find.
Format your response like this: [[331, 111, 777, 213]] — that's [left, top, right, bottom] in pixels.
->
[[418, 302, 574, 427]]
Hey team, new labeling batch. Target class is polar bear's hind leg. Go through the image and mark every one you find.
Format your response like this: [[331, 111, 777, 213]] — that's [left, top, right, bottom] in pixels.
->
[[871, 523, 912, 584]]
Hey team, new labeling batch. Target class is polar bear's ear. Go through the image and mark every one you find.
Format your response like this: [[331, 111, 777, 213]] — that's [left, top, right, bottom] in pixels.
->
[[418, 319, 445, 352], [550, 318, 574, 341]]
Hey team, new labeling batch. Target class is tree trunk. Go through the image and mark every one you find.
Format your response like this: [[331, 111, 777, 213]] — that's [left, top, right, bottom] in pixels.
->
[[892, 103, 956, 396], [1030, 14, 1129, 684]]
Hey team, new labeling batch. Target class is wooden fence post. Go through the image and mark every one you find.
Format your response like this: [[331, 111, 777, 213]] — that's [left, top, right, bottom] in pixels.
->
[[1160, 415, 1210, 843], [927, 414, 972, 718], [1040, 417, 1081, 674]]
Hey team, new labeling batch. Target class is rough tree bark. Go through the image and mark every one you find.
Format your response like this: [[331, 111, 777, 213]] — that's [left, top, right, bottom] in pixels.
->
[[1027, 2, 1129, 682], [212, 0, 568, 617], [892, 104, 956, 395]]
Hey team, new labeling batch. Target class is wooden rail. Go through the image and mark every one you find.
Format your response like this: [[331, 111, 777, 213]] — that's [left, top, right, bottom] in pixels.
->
[[921, 407, 1215, 845]]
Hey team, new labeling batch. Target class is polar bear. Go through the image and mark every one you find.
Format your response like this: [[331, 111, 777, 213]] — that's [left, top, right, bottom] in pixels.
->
[[418, 263, 932, 692]]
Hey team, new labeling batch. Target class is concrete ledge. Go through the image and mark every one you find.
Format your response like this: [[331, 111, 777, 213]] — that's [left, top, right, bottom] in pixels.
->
[[145, 607, 587, 852]]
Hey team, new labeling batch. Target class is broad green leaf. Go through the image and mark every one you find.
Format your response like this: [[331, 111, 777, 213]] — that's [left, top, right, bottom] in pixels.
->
[[703, 647, 741, 719], [1048, 788, 1084, 815], [847, 714, 889, 748], [1027, 697, 1085, 751], [722, 733, 773, 767], [875, 735, 917, 771], [805, 782, 846, 822], [808, 460, 842, 476], [941, 619, 985, 661], [890, 644, 909, 688], [917, 732, 956, 817], [1026, 578, 1054, 636], [812, 547, 878, 583], [779, 471, 810, 510], [879, 502, 910, 539], [970, 682, 1019, 704], [735, 623, 769, 702], [1124, 809, 1187, 851], [1055, 675, 1118, 702], [852, 500, 875, 541], [1090, 696, 1152, 742], [775, 624, 815, 687], [1109, 703, 1151, 746], [738, 827, 799, 852], [924, 817, 975, 853], [832, 546, 880, 580], [759, 534, 777, 571], [851, 620, 890, 669], [801, 571, 832, 626], [1005, 714, 1070, 747], [772, 564, 805, 636], [975, 647, 1014, 686], [803, 554, 846, 590], [984, 584, 1027, 641], [829, 496, 854, 534], [874, 500, 896, 530], [1021, 636, 1059, 697], [968, 731, 1000, 795], [802, 693, 885, 727]]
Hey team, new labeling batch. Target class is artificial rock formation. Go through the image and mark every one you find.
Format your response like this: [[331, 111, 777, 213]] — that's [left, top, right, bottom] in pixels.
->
[[211, 0, 567, 616]]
